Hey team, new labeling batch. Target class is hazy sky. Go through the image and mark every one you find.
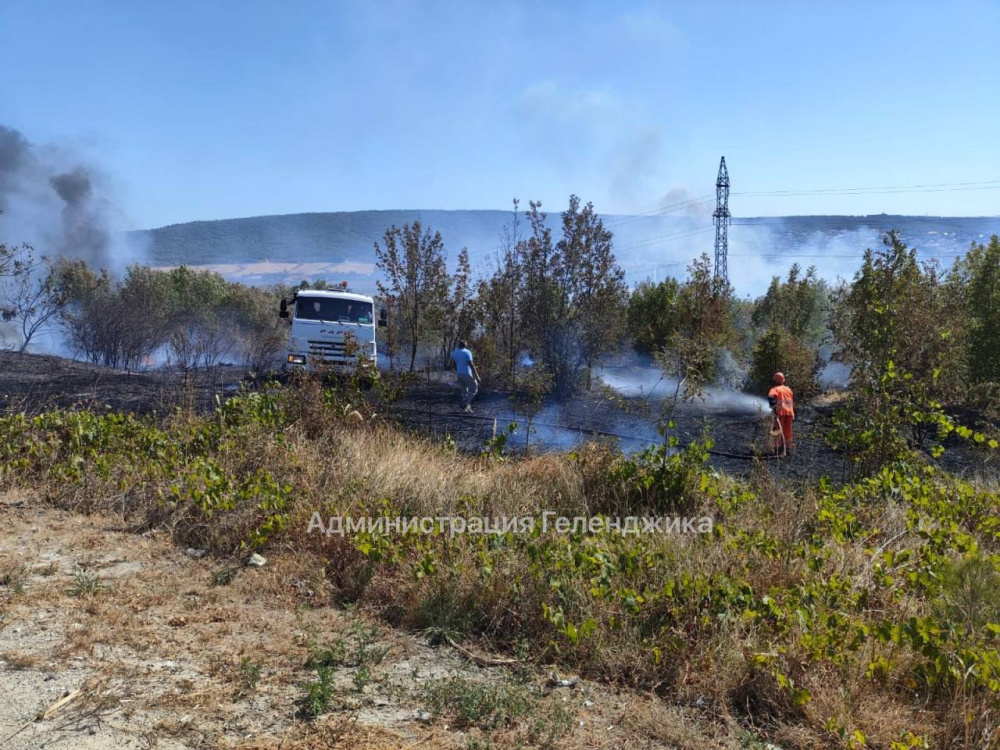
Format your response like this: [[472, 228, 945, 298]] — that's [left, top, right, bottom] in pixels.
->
[[2, 0, 998, 229]]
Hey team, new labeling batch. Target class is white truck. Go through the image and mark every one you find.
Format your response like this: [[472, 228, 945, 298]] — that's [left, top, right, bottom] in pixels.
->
[[279, 286, 385, 370]]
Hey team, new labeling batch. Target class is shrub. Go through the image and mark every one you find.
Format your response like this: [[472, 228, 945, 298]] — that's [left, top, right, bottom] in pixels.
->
[[627, 278, 680, 354], [747, 325, 821, 398]]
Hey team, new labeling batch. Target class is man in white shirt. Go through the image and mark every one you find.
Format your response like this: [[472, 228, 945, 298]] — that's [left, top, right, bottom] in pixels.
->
[[450, 340, 481, 413]]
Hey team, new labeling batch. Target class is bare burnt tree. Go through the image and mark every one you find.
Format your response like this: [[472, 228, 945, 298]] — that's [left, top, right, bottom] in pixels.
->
[[0, 245, 68, 353]]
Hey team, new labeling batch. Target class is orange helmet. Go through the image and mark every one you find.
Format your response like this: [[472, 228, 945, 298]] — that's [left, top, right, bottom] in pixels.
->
[[773, 372, 785, 385]]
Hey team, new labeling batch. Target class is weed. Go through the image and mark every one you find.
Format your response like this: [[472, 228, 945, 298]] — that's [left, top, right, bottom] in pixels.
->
[[352, 665, 372, 693], [69, 569, 103, 597], [427, 676, 574, 748], [2, 375, 999, 745], [349, 622, 388, 667], [526, 699, 575, 748], [426, 677, 534, 731], [235, 657, 262, 700], [739, 729, 774, 749], [306, 621, 387, 671], [211, 567, 239, 586], [0, 563, 28, 595], [1, 651, 38, 670], [298, 666, 334, 719], [934, 554, 1000, 639], [306, 634, 349, 670]]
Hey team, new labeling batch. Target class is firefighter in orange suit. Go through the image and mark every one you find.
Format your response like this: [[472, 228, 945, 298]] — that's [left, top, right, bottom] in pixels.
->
[[768, 372, 795, 453]]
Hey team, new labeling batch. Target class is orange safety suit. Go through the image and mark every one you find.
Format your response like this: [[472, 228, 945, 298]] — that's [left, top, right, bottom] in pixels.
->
[[767, 384, 795, 448]]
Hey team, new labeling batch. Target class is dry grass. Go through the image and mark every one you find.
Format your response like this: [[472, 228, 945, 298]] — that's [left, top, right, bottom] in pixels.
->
[[223, 721, 405, 750], [1, 651, 39, 670], [4, 379, 1000, 749]]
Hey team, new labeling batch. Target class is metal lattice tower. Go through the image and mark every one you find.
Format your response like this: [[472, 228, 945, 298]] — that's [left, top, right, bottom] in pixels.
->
[[712, 156, 731, 282]]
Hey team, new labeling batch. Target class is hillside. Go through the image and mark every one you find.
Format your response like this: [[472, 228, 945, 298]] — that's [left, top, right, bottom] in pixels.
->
[[134, 210, 515, 268], [131, 211, 1000, 294]]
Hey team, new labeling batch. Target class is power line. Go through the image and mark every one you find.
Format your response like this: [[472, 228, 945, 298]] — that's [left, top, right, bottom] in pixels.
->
[[733, 179, 1000, 198], [732, 216, 999, 224], [602, 178, 1000, 230], [730, 218, 1000, 229], [729, 250, 971, 259], [604, 195, 716, 228], [614, 224, 714, 252], [606, 175, 999, 259], [613, 217, 995, 256]]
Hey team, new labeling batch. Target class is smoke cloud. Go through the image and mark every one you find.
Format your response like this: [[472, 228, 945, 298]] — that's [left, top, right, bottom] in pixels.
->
[[0, 124, 143, 271], [597, 362, 770, 415]]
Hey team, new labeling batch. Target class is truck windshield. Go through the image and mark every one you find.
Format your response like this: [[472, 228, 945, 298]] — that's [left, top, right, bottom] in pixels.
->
[[295, 297, 373, 324]]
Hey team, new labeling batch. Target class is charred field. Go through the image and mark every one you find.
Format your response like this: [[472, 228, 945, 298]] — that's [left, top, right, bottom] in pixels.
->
[[1, 351, 994, 486], [386, 370, 846, 483], [1, 350, 843, 482], [0, 350, 242, 416]]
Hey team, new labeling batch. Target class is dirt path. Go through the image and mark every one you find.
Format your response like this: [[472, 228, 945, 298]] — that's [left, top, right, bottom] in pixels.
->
[[0, 492, 736, 749]]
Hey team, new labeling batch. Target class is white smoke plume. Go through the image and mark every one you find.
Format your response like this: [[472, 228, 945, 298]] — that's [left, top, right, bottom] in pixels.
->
[[597, 361, 769, 415]]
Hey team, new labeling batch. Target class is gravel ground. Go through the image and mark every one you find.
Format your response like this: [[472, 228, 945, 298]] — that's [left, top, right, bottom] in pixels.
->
[[0, 491, 736, 749]]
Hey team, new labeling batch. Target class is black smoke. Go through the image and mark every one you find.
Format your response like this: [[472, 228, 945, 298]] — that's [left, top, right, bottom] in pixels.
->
[[0, 124, 134, 270]]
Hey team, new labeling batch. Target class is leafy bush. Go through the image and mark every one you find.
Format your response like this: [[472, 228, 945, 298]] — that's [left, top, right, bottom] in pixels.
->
[[57, 260, 285, 374], [627, 278, 679, 354], [747, 324, 821, 398]]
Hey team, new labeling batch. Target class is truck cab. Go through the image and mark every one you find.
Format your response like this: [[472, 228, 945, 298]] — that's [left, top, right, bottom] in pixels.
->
[[280, 287, 385, 369]]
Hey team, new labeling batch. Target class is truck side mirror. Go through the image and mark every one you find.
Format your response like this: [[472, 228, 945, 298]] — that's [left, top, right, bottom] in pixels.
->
[[378, 308, 387, 327], [279, 299, 289, 319]]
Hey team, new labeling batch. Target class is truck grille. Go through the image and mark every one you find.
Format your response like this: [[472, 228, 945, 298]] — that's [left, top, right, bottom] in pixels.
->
[[307, 340, 349, 361]]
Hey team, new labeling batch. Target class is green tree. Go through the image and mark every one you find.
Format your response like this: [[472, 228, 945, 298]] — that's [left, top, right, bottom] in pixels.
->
[[0, 245, 68, 353], [163, 265, 232, 372], [116, 264, 172, 368], [518, 196, 628, 391], [752, 264, 829, 346], [627, 278, 679, 354], [476, 200, 525, 387], [748, 264, 828, 398], [374, 221, 449, 372], [518, 201, 560, 382], [661, 254, 737, 391], [436, 246, 474, 366], [830, 232, 961, 397], [828, 231, 965, 468], [556, 195, 629, 389], [57, 258, 122, 366], [954, 235, 1000, 385], [221, 283, 287, 374], [747, 325, 821, 398]]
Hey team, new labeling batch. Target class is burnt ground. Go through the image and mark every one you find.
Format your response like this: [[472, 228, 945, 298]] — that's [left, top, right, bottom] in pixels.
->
[[385, 372, 847, 484], [0, 351, 246, 416], [379, 372, 998, 484], [1, 351, 995, 485]]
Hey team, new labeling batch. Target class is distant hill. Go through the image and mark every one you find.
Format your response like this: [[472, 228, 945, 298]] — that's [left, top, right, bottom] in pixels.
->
[[130, 210, 1000, 295], [133, 210, 518, 267]]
